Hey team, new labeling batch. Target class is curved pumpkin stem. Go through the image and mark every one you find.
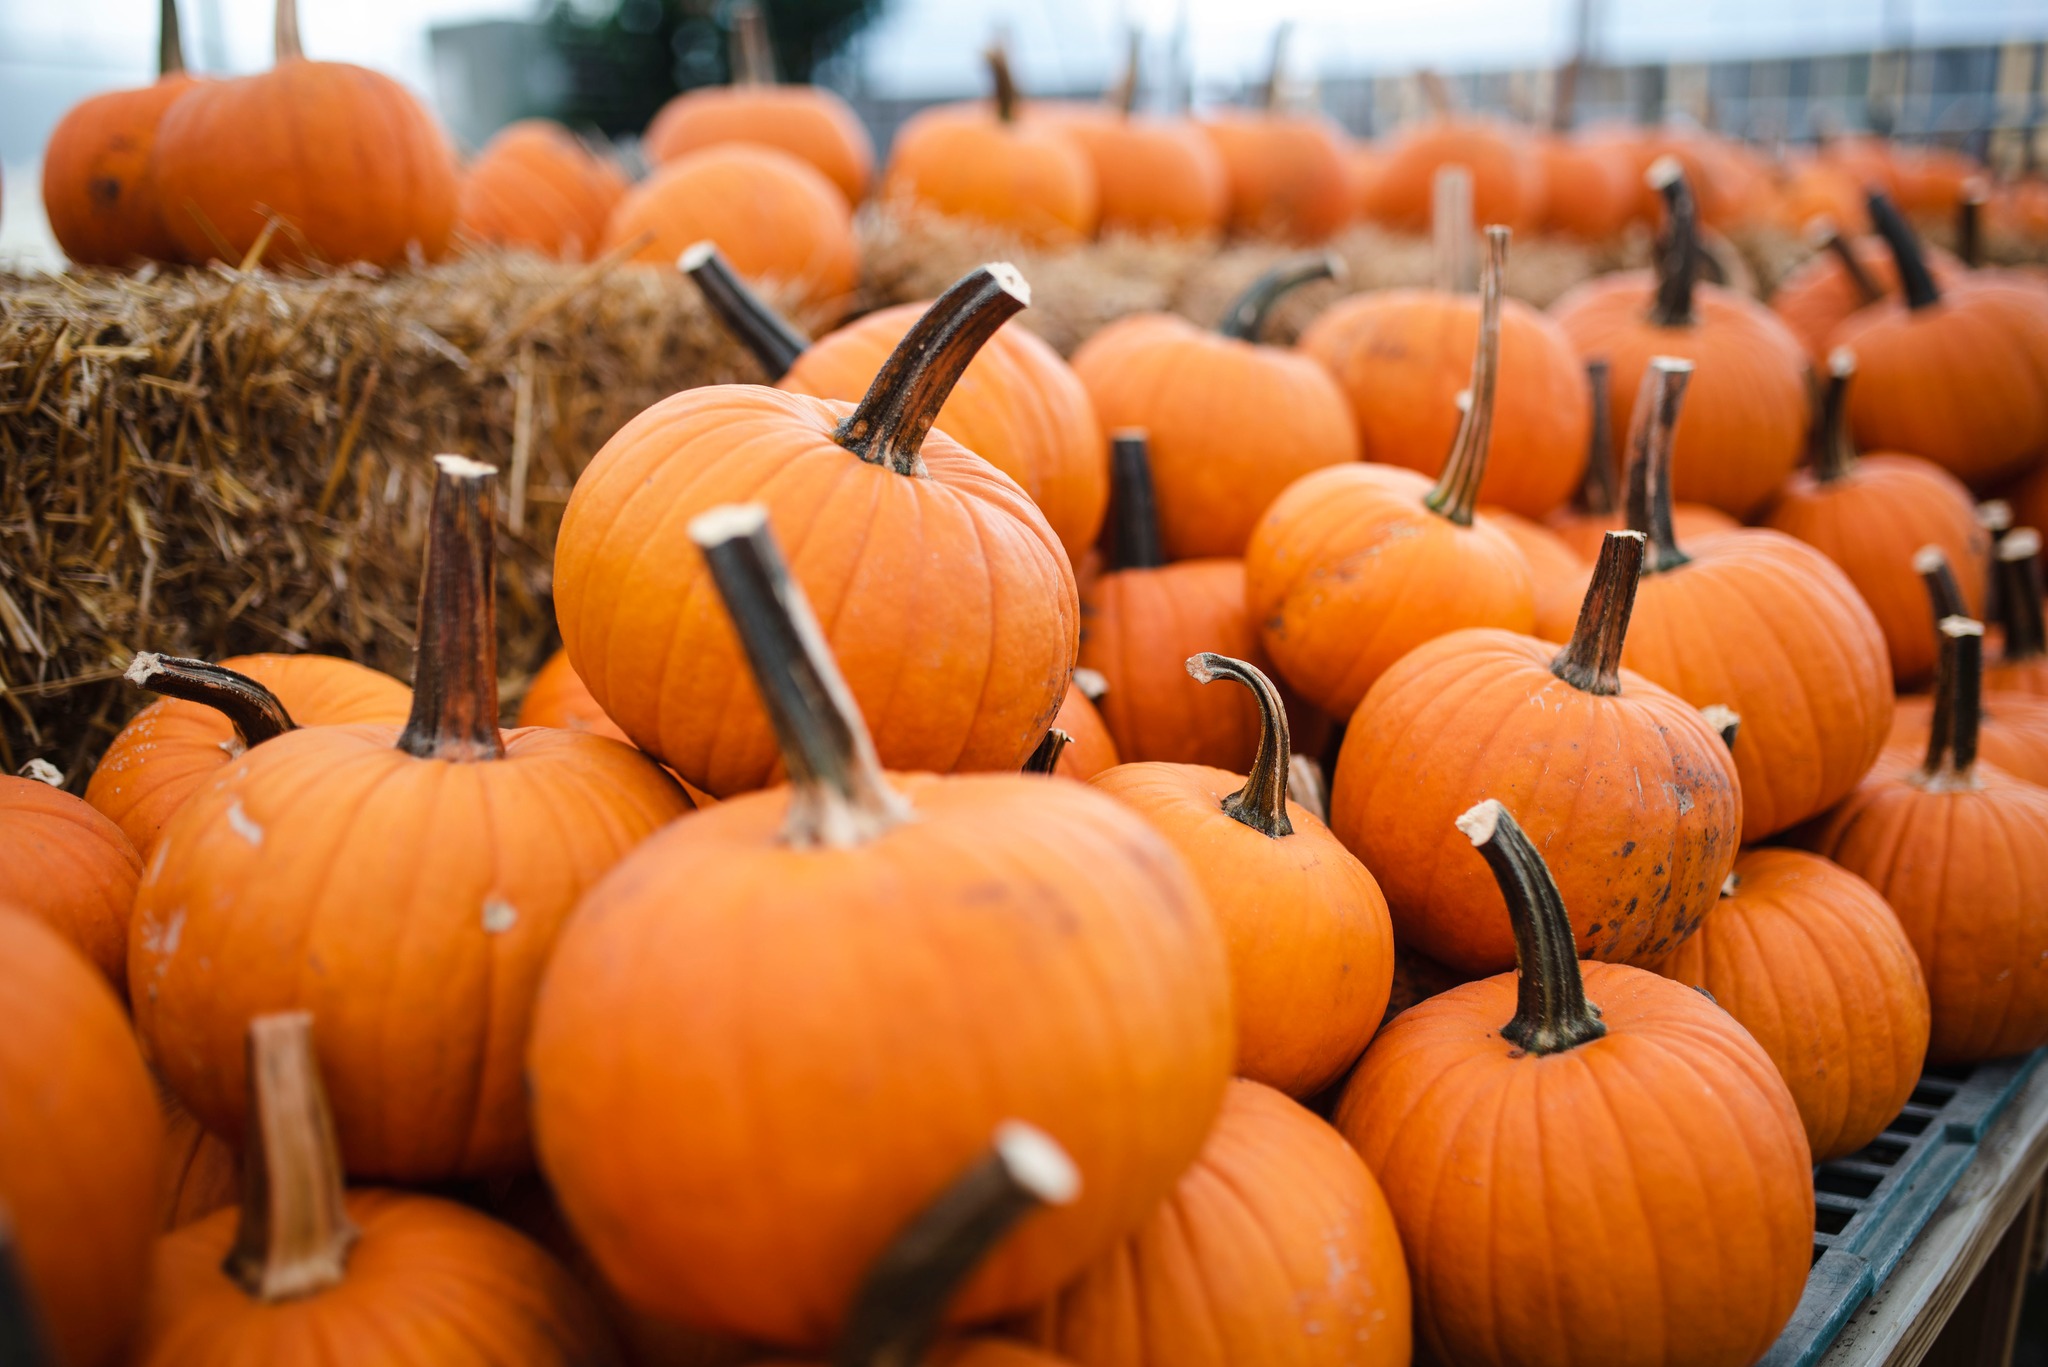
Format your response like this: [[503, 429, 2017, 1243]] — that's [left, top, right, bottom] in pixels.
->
[[986, 43, 1020, 123], [1810, 346, 1860, 484], [1431, 165, 1477, 294], [1915, 544, 1970, 621], [835, 265, 1029, 479], [1645, 158, 1700, 328], [1868, 191, 1941, 311], [274, 0, 302, 63], [1551, 531, 1646, 696], [1574, 358, 1617, 516], [161, 0, 186, 77], [224, 1013, 359, 1301], [397, 456, 503, 762], [682, 242, 811, 382], [1187, 653, 1293, 838], [1456, 799, 1606, 1055], [125, 654, 297, 754], [1997, 529, 2047, 663], [1621, 356, 1695, 573], [1918, 616, 1986, 791], [0, 1207, 50, 1364], [835, 1123, 1078, 1367], [691, 504, 912, 847], [1022, 728, 1071, 775], [1423, 225, 1508, 528], [1807, 217, 1881, 307], [729, 1, 776, 85], [1105, 430, 1164, 571], [1216, 254, 1344, 343]]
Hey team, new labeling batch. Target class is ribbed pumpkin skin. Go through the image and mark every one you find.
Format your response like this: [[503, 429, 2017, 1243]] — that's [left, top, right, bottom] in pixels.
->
[[129, 724, 690, 1181], [528, 774, 1234, 1348], [1769, 238, 1963, 361], [1330, 629, 1740, 975], [1487, 510, 1589, 643], [883, 108, 1099, 246], [518, 647, 630, 743], [1551, 274, 1810, 518], [1889, 694, 2048, 786], [645, 85, 875, 205], [0, 775, 142, 992], [1051, 682, 1119, 780], [0, 907, 161, 1367], [1651, 849, 1930, 1161], [456, 120, 624, 262], [154, 1081, 238, 1232], [1197, 112, 1352, 243], [1070, 315, 1358, 560], [1300, 291, 1590, 518], [87, 652, 411, 857], [1620, 531, 1895, 842], [151, 59, 458, 268], [1054, 116, 1228, 239], [1027, 1080, 1412, 1367], [132, 1191, 620, 1366], [42, 75, 195, 265], [553, 386, 1077, 798], [1336, 964, 1813, 1367], [781, 308, 1108, 564], [1364, 118, 1545, 233], [1547, 504, 1737, 560]]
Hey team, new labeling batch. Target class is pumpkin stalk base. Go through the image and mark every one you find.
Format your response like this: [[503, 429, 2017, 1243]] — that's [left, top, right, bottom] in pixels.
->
[[1457, 800, 1607, 1055], [681, 242, 810, 382], [1551, 532, 1647, 696], [396, 456, 504, 763], [1916, 616, 1987, 793], [1187, 653, 1294, 837]]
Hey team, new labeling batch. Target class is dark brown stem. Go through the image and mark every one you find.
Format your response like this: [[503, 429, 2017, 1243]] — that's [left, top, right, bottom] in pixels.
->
[[1186, 654, 1293, 837], [987, 45, 1020, 123], [274, 0, 301, 62], [396, 456, 503, 762], [1646, 158, 1700, 327], [835, 1123, 1078, 1367], [1998, 529, 2046, 662], [1958, 181, 1987, 269], [1809, 218, 1881, 306], [1915, 544, 1969, 620], [835, 265, 1029, 478], [1575, 358, 1616, 514], [1551, 531, 1647, 696], [1022, 728, 1071, 775], [1919, 617, 1985, 788], [730, 1, 776, 84], [1432, 165, 1476, 294], [125, 654, 296, 752], [1424, 226, 1508, 527], [681, 242, 811, 381], [1980, 500, 2015, 545], [1216, 254, 1343, 342], [1867, 191, 1941, 310], [1105, 430, 1164, 571], [1622, 356, 1695, 573], [0, 1209, 49, 1365], [161, 0, 185, 76], [1702, 705, 1741, 750], [690, 504, 911, 847], [223, 1013, 358, 1301], [1260, 23, 1291, 111], [1457, 799, 1606, 1055], [1810, 346, 1859, 483]]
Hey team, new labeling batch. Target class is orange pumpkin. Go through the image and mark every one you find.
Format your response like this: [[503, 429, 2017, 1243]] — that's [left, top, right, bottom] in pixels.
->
[[518, 646, 631, 743], [1048, 69, 1226, 240], [0, 906, 160, 1367], [1198, 109, 1352, 243], [1365, 116, 1546, 233], [1535, 132, 1636, 240], [456, 119, 625, 262], [155, 1080, 238, 1233], [1892, 544, 2048, 782], [530, 506, 1232, 1348], [1336, 801, 1813, 1367], [1049, 674, 1117, 781], [1987, 529, 2048, 695], [130, 457, 691, 1182], [558, 266, 1076, 797], [1487, 507, 1590, 643], [1770, 222, 1966, 362], [0, 769, 143, 992], [1068, 257, 1357, 559], [1774, 157, 1867, 237]]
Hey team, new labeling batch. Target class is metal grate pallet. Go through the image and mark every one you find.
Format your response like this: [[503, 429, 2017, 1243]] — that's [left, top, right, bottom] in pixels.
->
[[1759, 1048, 2046, 1367]]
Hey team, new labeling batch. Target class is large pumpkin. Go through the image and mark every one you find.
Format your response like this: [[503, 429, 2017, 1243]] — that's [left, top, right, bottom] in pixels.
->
[[1197, 109, 1352, 243], [456, 119, 626, 262], [0, 769, 143, 991], [1365, 115, 1545, 233], [1336, 802, 1813, 1367], [529, 507, 1233, 1348], [1986, 529, 2048, 696]]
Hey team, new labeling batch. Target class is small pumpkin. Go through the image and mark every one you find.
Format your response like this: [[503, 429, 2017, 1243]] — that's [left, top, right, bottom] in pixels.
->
[[1986, 529, 2048, 696], [1891, 549, 2048, 784], [1049, 673, 1118, 781], [1048, 44, 1226, 240], [1196, 63, 1352, 247], [0, 767, 143, 992], [1365, 112, 1546, 234], [1535, 131, 1637, 240], [456, 119, 626, 262]]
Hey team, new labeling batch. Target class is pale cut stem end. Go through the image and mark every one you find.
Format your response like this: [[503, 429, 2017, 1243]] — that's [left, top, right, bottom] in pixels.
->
[[681, 242, 811, 381], [1458, 799, 1606, 1056], [1187, 653, 1293, 838], [16, 759, 64, 788], [1701, 704, 1740, 751], [1072, 668, 1108, 702]]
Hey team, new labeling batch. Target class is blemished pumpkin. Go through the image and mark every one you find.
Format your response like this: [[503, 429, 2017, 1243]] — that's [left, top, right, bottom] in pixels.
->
[[0, 768, 143, 992], [1025, 1079, 1412, 1367], [1551, 159, 1809, 518], [1246, 227, 1536, 718], [1068, 256, 1358, 560], [1365, 115, 1545, 234], [0, 905, 161, 1367], [1198, 109, 1352, 243], [131, 1013, 620, 1367], [1770, 222, 1964, 362], [529, 506, 1232, 1348], [1652, 847, 1930, 1162], [148, 0, 458, 267], [1986, 529, 2048, 696], [1090, 655, 1394, 1098], [556, 264, 1078, 798], [455, 119, 626, 262], [1049, 674, 1118, 781], [1331, 530, 1740, 974], [1800, 617, 2048, 1065], [1336, 801, 1813, 1367], [130, 457, 691, 1182]]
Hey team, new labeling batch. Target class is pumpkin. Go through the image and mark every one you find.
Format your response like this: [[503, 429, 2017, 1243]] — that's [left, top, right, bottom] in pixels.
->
[[41, 0, 195, 265], [1986, 529, 2048, 696], [1330, 529, 1740, 974], [1246, 226, 1536, 718], [1198, 109, 1352, 243], [1551, 159, 1809, 518], [1888, 551, 2048, 782], [1336, 800, 1813, 1367], [518, 647, 631, 743], [1763, 346, 1990, 687], [529, 505, 1232, 1348], [1487, 507, 1590, 644], [1769, 221, 1964, 362], [1366, 115, 1546, 234], [1067, 256, 1357, 559], [0, 769, 143, 991], [155, 1080, 239, 1233], [130, 456, 691, 1181], [0, 906, 160, 1367], [131, 1013, 619, 1366], [87, 651, 410, 858], [1774, 157, 1866, 237], [456, 119, 626, 262], [1090, 655, 1393, 1098], [1049, 54, 1226, 241], [1025, 1079, 1412, 1367], [1050, 674, 1118, 781], [1652, 847, 1930, 1161], [1799, 616, 2048, 1065], [149, 0, 458, 267], [1634, 131, 1773, 231], [1536, 132, 1636, 239], [560, 266, 1077, 797]]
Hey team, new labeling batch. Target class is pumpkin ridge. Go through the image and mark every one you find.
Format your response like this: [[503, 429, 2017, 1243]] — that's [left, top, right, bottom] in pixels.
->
[[1403, 1051, 1511, 1353]]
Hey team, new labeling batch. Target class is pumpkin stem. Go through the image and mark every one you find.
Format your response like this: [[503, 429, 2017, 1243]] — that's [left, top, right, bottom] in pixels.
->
[[835, 1123, 1078, 1367], [1104, 430, 1165, 571], [1917, 617, 1986, 790], [124, 654, 297, 754], [1645, 158, 1700, 328], [1022, 728, 1071, 775], [1980, 500, 2014, 625], [1186, 653, 1294, 838], [729, 1, 777, 85], [223, 1013, 359, 1302], [1457, 799, 1606, 1055], [16, 760, 63, 788], [1423, 226, 1508, 527], [396, 456, 504, 762], [160, 0, 185, 76], [1550, 531, 1647, 697], [1702, 704, 1740, 751], [690, 504, 912, 848], [1573, 358, 1618, 515], [1072, 667, 1108, 701], [1915, 544, 1970, 621], [0, 1209, 51, 1364], [1431, 165, 1477, 294], [987, 44, 1020, 124], [1216, 254, 1344, 343], [682, 242, 811, 382], [1867, 191, 1942, 311], [1114, 28, 1141, 116], [1997, 528, 2047, 662], [1287, 754, 1328, 824], [1807, 217, 1881, 306], [1260, 23, 1291, 111], [273, 0, 302, 63], [1958, 179, 1988, 269], [1621, 356, 1695, 573], [835, 264, 1030, 479], [1810, 346, 1860, 484]]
